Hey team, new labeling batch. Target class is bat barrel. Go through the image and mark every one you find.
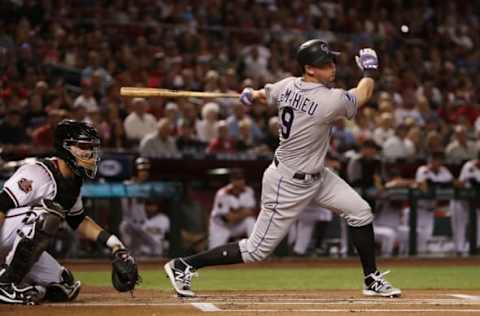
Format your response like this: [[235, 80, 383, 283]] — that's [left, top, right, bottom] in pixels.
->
[[120, 87, 240, 98]]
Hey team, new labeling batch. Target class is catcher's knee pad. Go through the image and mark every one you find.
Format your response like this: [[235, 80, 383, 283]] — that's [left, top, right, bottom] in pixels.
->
[[1, 212, 62, 284], [45, 268, 81, 302]]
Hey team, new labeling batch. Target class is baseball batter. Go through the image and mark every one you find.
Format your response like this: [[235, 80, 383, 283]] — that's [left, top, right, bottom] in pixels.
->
[[165, 40, 401, 298], [450, 155, 480, 255], [0, 120, 137, 305]]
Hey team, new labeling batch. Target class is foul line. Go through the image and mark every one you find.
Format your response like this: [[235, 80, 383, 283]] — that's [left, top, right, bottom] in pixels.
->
[[191, 303, 222, 312], [210, 309, 480, 313], [448, 294, 480, 301]]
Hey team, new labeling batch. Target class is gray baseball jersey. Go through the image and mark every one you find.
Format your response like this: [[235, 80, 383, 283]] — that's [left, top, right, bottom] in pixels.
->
[[265, 77, 357, 173], [238, 77, 372, 263]]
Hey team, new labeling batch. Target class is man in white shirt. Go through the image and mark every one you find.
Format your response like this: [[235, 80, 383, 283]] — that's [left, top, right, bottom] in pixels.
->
[[123, 98, 158, 146], [139, 118, 179, 158]]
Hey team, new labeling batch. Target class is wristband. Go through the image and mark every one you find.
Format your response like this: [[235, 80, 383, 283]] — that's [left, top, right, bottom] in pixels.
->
[[363, 69, 378, 79], [96, 230, 112, 248]]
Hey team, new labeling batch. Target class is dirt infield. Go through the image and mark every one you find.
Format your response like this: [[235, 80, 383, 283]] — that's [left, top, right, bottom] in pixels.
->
[[1, 288, 480, 316], [1, 258, 479, 315]]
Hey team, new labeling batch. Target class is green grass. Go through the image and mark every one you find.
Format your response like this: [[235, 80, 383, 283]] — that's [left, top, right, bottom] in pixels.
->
[[76, 266, 480, 291]]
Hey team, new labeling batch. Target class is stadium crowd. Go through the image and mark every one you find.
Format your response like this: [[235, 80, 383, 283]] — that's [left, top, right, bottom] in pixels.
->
[[0, 0, 480, 164]]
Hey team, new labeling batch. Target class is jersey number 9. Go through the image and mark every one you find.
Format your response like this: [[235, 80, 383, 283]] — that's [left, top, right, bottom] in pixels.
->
[[280, 107, 295, 139]]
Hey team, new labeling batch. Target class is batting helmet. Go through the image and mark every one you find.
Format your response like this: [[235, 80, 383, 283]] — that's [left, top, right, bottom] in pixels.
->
[[296, 39, 340, 71], [54, 120, 101, 179]]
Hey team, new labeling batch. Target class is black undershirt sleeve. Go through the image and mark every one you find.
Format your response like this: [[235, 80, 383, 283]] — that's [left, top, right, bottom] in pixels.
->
[[0, 190, 16, 215]]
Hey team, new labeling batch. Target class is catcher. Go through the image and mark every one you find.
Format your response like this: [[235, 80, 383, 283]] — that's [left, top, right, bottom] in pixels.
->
[[0, 120, 140, 305]]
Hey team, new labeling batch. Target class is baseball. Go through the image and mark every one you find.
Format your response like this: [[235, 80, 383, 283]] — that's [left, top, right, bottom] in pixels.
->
[[400, 25, 409, 33]]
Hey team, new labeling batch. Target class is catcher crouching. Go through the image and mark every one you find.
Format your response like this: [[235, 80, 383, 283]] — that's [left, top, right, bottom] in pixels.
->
[[0, 120, 140, 305]]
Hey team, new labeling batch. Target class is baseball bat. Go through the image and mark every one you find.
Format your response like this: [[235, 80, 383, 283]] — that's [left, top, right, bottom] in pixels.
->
[[120, 87, 240, 98]]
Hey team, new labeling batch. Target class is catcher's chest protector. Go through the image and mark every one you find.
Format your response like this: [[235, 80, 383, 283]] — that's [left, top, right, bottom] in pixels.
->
[[36, 159, 83, 209]]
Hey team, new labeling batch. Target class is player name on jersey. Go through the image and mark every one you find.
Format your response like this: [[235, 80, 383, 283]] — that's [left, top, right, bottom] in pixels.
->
[[279, 88, 319, 116]]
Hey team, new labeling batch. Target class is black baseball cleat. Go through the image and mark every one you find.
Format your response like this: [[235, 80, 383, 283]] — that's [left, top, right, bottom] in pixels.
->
[[363, 270, 401, 298], [164, 258, 198, 298], [0, 282, 46, 305]]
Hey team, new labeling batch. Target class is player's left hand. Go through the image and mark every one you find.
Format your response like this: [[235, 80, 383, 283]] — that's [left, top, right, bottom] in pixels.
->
[[111, 248, 141, 293], [355, 48, 379, 72]]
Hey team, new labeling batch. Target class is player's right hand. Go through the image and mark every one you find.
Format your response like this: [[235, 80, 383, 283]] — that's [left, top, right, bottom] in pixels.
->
[[240, 87, 254, 106], [355, 48, 379, 72]]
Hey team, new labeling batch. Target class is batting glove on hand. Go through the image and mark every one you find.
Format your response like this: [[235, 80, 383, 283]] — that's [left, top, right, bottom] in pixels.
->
[[355, 48, 379, 74], [240, 87, 254, 106]]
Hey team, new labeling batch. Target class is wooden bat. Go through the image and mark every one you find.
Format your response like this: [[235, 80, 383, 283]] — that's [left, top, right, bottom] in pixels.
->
[[120, 87, 240, 98]]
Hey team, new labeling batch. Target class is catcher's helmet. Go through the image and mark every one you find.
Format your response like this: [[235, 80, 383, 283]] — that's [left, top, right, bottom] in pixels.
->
[[296, 39, 340, 71], [54, 119, 101, 179]]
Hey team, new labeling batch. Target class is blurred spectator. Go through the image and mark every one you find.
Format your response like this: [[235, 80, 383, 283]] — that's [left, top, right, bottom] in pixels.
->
[[139, 118, 179, 158], [330, 118, 356, 154], [207, 120, 235, 154], [373, 113, 394, 147], [226, 102, 263, 142], [404, 126, 423, 159], [382, 124, 410, 162], [81, 50, 112, 96], [73, 81, 99, 112], [31, 109, 67, 147], [176, 119, 206, 155], [123, 97, 157, 145], [394, 90, 424, 126], [445, 125, 477, 164], [25, 93, 47, 129], [0, 109, 30, 146], [100, 105, 127, 148], [196, 102, 220, 143], [164, 102, 180, 131], [208, 168, 256, 249], [351, 111, 374, 143]]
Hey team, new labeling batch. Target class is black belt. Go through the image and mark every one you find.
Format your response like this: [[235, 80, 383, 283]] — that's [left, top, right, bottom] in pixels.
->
[[274, 157, 321, 180]]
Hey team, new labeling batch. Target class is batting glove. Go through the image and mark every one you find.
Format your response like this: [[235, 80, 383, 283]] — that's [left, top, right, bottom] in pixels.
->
[[355, 48, 379, 77], [240, 87, 254, 106]]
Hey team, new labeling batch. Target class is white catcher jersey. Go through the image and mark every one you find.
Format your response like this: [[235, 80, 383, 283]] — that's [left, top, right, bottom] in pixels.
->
[[265, 77, 357, 173], [2, 159, 83, 217], [210, 185, 256, 221], [459, 160, 480, 186], [415, 165, 453, 183]]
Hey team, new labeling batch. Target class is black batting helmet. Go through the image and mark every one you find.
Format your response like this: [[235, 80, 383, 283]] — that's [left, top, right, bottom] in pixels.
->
[[296, 39, 340, 71], [54, 119, 101, 179]]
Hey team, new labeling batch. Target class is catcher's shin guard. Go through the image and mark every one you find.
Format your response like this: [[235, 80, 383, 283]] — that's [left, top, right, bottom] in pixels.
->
[[44, 268, 81, 302], [0, 212, 62, 284]]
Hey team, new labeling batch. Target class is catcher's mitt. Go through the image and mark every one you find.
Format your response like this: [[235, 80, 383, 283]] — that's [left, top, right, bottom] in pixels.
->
[[111, 249, 141, 293]]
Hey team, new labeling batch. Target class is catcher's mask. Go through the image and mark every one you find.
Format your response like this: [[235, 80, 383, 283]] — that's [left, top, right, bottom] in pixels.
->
[[54, 119, 101, 179]]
